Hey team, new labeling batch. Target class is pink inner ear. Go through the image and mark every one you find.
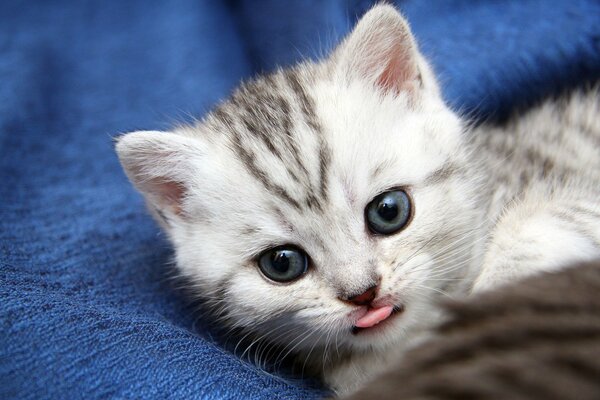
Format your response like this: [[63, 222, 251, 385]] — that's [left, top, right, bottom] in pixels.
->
[[153, 179, 185, 215], [376, 44, 419, 95], [377, 58, 403, 93]]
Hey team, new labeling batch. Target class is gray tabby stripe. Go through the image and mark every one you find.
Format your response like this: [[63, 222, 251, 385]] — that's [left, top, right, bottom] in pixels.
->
[[211, 68, 331, 213], [213, 80, 305, 211], [283, 68, 330, 206], [424, 162, 461, 185], [551, 210, 600, 248], [571, 205, 600, 220], [232, 133, 302, 210], [524, 148, 556, 174]]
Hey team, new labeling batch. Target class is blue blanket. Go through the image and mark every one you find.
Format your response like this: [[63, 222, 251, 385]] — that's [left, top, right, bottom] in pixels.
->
[[1, 1, 599, 398]]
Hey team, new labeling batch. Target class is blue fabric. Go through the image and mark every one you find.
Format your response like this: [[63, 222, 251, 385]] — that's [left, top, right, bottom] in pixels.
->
[[1, 1, 599, 399]]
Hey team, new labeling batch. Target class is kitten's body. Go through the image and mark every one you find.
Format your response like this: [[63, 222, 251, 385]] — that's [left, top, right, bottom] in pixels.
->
[[116, 5, 600, 395], [471, 91, 600, 292]]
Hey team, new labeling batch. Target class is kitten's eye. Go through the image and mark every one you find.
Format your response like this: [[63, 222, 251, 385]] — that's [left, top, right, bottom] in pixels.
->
[[366, 189, 412, 235], [258, 246, 308, 283]]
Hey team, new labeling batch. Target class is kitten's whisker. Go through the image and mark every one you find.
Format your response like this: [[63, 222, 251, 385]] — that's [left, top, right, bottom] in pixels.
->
[[256, 321, 309, 368], [401, 218, 489, 276], [393, 223, 448, 272], [301, 325, 330, 378], [426, 277, 464, 281], [408, 224, 491, 277], [428, 253, 480, 278], [412, 283, 453, 299], [425, 219, 490, 260], [334, 326, 341, 360], [240, 323, 304, 361], [427, 236, 490, 276], [235, 318, 301, 359], [274, 324, 323, 367], [321, 324, 338, 376]]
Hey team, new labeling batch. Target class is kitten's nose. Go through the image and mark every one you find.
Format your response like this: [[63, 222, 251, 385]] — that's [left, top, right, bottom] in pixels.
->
[[344, 284, 378, 306]]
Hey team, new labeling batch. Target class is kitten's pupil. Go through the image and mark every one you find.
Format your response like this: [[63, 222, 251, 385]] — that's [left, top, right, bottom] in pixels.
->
[[272, 251, 291, 273], [377, 198, 399, 221]]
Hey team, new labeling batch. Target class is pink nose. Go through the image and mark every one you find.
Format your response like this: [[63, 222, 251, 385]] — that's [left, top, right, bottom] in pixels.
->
[[346, 285, 378, 306]]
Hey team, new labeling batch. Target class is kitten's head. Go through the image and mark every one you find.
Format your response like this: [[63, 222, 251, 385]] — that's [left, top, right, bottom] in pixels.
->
[[117, 5, 484, 358]]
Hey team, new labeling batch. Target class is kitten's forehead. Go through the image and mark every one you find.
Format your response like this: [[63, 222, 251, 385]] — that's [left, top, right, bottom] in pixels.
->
[[206, 64, 333, 215], [198, 61, 460, 246]]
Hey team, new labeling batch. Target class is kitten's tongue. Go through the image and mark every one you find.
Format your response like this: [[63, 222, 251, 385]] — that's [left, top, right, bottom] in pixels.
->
[[354, 305, 394, 328]]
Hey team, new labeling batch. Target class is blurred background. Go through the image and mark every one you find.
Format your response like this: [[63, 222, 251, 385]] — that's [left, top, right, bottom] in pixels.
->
[[1, 1, 599, 399]]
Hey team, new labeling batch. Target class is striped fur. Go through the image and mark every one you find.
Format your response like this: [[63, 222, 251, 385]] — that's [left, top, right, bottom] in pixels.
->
[[115, 4, 600, 396], [207, 66, 329, 212], [471, 89, 600, 292]]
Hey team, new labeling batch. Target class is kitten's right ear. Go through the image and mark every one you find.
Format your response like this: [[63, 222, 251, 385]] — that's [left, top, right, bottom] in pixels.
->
[[115, 130, 203, 218]]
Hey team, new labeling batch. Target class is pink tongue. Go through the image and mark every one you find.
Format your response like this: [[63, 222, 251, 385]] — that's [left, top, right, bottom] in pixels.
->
[[355, 305, 394, 328]]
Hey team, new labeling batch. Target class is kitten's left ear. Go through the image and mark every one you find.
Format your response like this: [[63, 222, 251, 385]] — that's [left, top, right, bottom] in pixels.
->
[[115, 130, 204, 220], [331, 5, 425, 96]]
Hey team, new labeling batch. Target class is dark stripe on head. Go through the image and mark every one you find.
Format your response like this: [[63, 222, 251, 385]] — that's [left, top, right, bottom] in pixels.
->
[[242, 74, 318, 194], [283, 68, 319, 132], [283, 68, 330, 204], [210, 67, 333, 213], [425, 162, 461, 185], [212, 106, 235, 129], [318, 138, 330, 201], [232, 133, 302, 210], [370, 164, 385, 180]]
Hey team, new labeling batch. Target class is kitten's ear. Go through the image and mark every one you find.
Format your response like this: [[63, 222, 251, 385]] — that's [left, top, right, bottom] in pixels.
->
[[115, 130, 203, 218], [332, 5, 423, 95]]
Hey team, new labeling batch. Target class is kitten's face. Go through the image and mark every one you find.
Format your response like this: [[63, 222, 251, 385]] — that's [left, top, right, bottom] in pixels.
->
[[117, 6, 485, 356]]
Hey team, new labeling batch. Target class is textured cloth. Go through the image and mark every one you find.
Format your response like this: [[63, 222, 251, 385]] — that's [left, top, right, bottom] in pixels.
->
[[1, 1, 599, 399]]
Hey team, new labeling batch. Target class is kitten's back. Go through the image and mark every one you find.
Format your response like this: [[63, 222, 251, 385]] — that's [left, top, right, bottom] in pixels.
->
[[473, 88, 600, 219]]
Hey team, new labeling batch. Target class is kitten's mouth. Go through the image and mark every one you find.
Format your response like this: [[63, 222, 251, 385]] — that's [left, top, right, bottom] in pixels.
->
[[351, 305, 404, 334]]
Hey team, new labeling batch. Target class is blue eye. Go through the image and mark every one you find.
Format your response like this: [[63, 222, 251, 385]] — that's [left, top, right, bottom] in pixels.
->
[[258, 246, 308, 282], [366, 189, 412, 235]]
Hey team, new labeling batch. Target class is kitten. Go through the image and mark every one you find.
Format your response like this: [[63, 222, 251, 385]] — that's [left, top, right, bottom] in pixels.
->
[[115, 4, 600, 395], [342, 259, 600, 400]]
